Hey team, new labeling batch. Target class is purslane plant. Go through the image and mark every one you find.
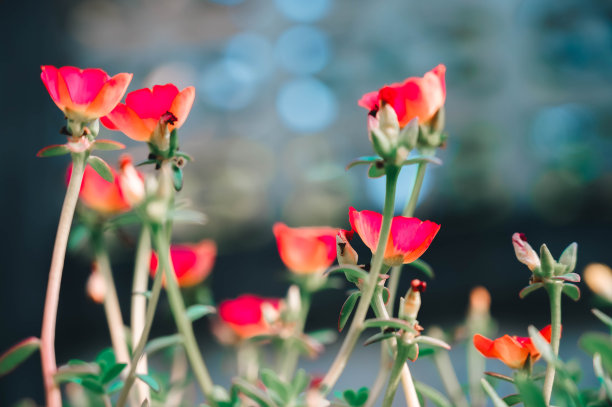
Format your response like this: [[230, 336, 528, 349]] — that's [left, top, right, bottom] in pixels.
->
[[2, 63, 610, 407]]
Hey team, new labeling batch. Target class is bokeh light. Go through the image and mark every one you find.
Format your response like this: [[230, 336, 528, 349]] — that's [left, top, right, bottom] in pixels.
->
[[275, 25, 331, 75], [274, 0, 332, 22]]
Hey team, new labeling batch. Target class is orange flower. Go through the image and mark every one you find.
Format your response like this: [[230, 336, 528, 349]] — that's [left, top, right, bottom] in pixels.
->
[[218, 295, 282, 339], [41, 66, 132, 122], [348, 207, 440, 266], [358, 64, 446, 127], [69, 163, 131, 215], [150, 240, 216, 288], [473, 325, 554, 369], [101, 84, 195, 142], [273, 223, 338, 274]]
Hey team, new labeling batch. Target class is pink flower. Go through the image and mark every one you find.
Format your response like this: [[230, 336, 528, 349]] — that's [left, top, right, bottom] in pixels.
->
[[273, 223, 338, 274], [150, 240, 217, 288], [101, 84, 195, 142], [69, 163, 131, 215], [349, 207, 440, 266], [218, 295, 282, 339], [41, 66, 132, 122], [358, 64, 446, 127]]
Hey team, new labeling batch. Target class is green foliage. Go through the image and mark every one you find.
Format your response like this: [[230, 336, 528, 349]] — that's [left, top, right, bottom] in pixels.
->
[[562, 283, 581, 301], [324, 265, 368, 284], [92, 139, 125, 151], [363, 317, 417, 333], [186, 304, 216, 322], [338, 291, 360, 332], [414, 381, 452, 407], [36, 144, 70, 157], [519, 283, 544, 299], [580, 333, 612, 374], [87, 156, 114, 182], [339, 387, 369, 406], [137, 374, 161, 392], [0, 337, 40, 377], [515, 373, 546, 407]]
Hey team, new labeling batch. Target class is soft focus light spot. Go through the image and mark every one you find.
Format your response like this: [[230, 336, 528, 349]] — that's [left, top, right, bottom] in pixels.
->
[[276, 77, 337, 133], [208, 0, 245, 5], [200, 59, 257, 110], [275, 25, 331, 74], [225, 32, 274, 83], [145, 62, 198, 90], [274, 0, 331, 22], [365, 162, 433, 212]]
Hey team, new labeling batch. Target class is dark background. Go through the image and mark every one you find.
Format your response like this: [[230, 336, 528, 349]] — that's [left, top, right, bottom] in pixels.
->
[[2, 0, 612, 404]]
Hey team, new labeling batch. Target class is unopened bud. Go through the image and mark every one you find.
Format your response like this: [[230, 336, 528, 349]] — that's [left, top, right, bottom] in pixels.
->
[[336, 230, 358, 265], [512, 233, 540, 271], [150, 112, 177, 152], [287, 285, 302, 317], [86, 266, 105, 304], [469, 286, 491, 316], [118, 155, 145, 206], [584, 263, 612, 303], [403, 279, 426, 321], [261, 301, 281, 325], [378, 103, 400, 140]]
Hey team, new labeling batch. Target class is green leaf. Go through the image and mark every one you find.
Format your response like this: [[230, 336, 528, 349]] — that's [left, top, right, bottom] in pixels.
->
[[485, 371, 514, 383], [175, 151, 193, 162], [339, 292, 360, 332], [539, 244, 555, 277], [552, 273, 580, 283], [593, 353, 612, 400], [592, 309, 612, 329], [346, 156, 381, 170], [144, 334, 183, 357], [324, 265, 368, 284], [519, 283, 544, 299], [514, 373, 546, 407], [101, 363, 126, 384], [0, 337, 40, 377], [306, 329, 337, 345], [414, 381, 452, 407], [186, 305, 216, 322], [363, 317, 416, 333], [92, 139, 125, 151], [580, 333, 612, 374], [136, 159, 158, 167], [81, 378, 105, 394], [368, 162, 386, 178], [343, 387, 369, 406], [502, 394, 522, 406], [558, 242, 578, 273], [363, 331, 397, 346], [169, 129, 179, 156], [528, 326, 555, 364], [137, 374, 161, 393], [233, 378, 277, 407], [172, 164, 183, 191], [107, 380, 124, 394], [68, 224, 89, 250], [562, 283, 581, 301], [291, 369, 310, 397], [400, 155, 443, 167], [480, 378, 509, 407], [36, 144, 70, 157], [409, 259, 434, 278], [54, 363, 99, 384], [95, 348, 116, 371], [260, 369, 289, 404], [87, 156, 113, 182], [406, 344, 419, 361], [418, 347, 436, 357], [416, 335, 451, 350]]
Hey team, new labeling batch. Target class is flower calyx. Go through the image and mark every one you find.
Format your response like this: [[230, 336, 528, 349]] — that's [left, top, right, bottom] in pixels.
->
[[368, 105, 419, 167]]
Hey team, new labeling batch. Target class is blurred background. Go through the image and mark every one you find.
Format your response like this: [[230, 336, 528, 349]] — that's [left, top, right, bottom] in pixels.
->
[[2, 0, 612, 404]]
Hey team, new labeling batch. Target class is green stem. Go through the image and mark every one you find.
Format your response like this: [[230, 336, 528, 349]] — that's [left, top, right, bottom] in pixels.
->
[[386, 162, 428, 314], [364, 342, 392, 407], [467, 318, 488, 407], [320, 165, 400, 393], [278, 288, 312, 381], [433, 346, 469, 407], [116, 225, 164, 407], [92, 231, 131, 367], [382, 344, 409, 407], [543, 282, 563, 405], [155, 229, 216, 404], [130, 226, 152, 404], [40, 152, 87, 407], [238, 342, 259, 383]]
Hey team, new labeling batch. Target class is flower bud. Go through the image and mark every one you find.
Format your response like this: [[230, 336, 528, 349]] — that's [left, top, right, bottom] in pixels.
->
[[336, 230, 358, 265], [512, 233, 540, 271], [287, 284, 302, 318], [468, 286, 491, 317], [378, 103, 400, 140], [151, 111, 177, 152], [86, 265, 105, 304], [118, 155, 145, 206], [584, 263, 612, 303], [403, 279, 426, 321]]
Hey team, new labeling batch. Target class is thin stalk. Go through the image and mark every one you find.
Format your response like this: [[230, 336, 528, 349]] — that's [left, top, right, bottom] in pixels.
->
[[116, 231, 164, 407], [92, 232, 131, 366], [166, 348, 188, 407], [320, 165, 400, 393], [40, 152, 87, 407], [372, 294, 420, 407], [278, 289, 312, 381], [382, 345, 409, 407], [467, 318, 488, 407], [364, 344, 392, 407], [130, 226, 152, 404], [543, 282, 563, 405], [386, 162, 427, 314], [238, 342, 259, 383], [433, 348, 469, 407], [155, 229, 216, 404]]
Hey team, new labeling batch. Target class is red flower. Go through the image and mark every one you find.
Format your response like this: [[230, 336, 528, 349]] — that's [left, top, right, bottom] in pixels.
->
[[273, 223, 338, 274], [473, 325, 555, 369], [348, 207, 440, 266], [150, 240, 216, 288], [101, 84, 195, 141], [358, 64, 446, 127], [41, 66, 132, 122], [218, 295, 282, 339], [68, 163, 131, 215]]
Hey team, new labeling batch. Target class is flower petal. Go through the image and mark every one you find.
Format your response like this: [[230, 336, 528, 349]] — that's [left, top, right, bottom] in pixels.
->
[[273, 223, 338, 274], [169, 86, 196, 130], [125, 84, 179, 119], [102, 104, 155, 141], [349, 207, 382, 254], [492, 335, 529, 369], [84, 72, 132, 118], [59, 67, 109, 106]]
